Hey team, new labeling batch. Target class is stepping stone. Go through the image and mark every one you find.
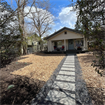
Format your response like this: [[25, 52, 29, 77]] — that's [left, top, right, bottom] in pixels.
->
[[63, 62, 75, 65], [64, 62, 74, 63], [63, 63, 75, 65], [66, 58, 74, 59], [63, 64, 75, 66], [62, 65, 75, 68], [67, 60, 74, 62], [66, 57, 74, 59], [64, 62, 75, 64], [45, 90, 76, 105], [61, 67, 75, 71], [65, 61, 75, 62], [56, 75, 75, 82], [63, 64, 75, 67], [66, 59, 74, 61], [66, 59, 74, 60], [52, 81, 75, 91], [66, 61, 74, 62], [67, 57, 74, 58], [67, 56, 74, 57], [59, 71, 75, 75]]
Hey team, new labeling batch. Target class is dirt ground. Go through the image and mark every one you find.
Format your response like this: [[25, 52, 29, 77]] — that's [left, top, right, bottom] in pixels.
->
[[0, 53, 65, 83], [1, 52, 105, 104], [77, 52, 105, 105], [0, 53, 65, 104], [11, 53, 65, 81]]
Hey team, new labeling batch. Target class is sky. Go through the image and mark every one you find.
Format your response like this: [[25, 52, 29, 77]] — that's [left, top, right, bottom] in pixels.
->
[[49, 0, 77, 33], [6, 0, 77, 36]]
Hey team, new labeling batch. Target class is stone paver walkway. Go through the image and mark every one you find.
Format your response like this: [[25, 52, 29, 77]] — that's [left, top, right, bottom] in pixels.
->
[[45, 55, 76, 105], [31, 54, 92, 105]]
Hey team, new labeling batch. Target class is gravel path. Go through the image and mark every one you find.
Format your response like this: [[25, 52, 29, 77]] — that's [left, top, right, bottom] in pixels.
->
[[31, 54, 92, 105]]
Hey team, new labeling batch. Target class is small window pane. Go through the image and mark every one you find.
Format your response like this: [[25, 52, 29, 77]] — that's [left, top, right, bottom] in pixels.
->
[[64, 31, 67, 34]]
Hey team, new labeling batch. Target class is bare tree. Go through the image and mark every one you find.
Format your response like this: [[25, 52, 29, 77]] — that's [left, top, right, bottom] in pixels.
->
[[26, 0, 54, 50], [1, 0, 53, 53], [16, 0, 27, 54], [5, 0, 36, 54]]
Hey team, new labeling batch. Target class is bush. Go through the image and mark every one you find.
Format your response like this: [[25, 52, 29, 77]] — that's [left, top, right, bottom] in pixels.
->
[[0, 49, 20, 68]]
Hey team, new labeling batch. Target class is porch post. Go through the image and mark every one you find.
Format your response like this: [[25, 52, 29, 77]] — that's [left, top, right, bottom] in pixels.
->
[[51, 41, 53, 51], [48, 40, 52, 52], [48, 41, 49, 52], [52, 41, 54, 51], [50, 40, 52, 51], [64, 39, 66, 51], [85, 38, 88, 50]]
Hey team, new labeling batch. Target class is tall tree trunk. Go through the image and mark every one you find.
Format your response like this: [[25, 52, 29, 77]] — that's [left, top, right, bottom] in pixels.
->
[[18, 0, 27, 55]]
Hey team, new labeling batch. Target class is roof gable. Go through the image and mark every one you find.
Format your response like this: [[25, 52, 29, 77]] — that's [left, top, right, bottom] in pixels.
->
[[45, 27, 83, 40]]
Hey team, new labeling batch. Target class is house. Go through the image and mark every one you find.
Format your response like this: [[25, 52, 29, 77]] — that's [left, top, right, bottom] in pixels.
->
[[27, 33, 40, 53], [45, 27, 88, 52], [27, 40, 38, 53]]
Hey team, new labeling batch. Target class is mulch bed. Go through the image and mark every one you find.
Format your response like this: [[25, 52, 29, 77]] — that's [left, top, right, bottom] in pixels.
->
[[77, 53, 105, 105]]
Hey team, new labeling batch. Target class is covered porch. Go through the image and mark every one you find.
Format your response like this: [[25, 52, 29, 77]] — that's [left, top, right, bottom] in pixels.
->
[[47, 38, 88, 52]]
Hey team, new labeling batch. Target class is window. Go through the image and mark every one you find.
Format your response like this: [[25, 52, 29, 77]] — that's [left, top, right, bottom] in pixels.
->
[[64, 31, 67, 34], [76, 40, 83, 47], [57, 41, 62, 47]]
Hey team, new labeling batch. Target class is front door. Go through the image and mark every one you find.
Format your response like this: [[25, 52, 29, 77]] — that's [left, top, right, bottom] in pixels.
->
[[68, 39, 74, 50]]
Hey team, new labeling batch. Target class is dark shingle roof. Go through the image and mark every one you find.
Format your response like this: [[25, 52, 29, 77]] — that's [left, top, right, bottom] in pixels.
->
[[44, 27, 82, 40]]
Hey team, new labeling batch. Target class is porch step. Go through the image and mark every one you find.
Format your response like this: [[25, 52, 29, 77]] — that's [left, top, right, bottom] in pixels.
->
[[66, 50, 77, 54]]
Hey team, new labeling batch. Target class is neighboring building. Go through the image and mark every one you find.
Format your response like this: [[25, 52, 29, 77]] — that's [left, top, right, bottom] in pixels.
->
[[27, 33, 39, 53], [27, 39, 39, 53], [45, 27, 88, 52]]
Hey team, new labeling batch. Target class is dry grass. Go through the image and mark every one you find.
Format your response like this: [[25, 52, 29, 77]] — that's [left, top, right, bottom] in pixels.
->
[[11, 53, 65, 82], [77, 53, 105, 105]]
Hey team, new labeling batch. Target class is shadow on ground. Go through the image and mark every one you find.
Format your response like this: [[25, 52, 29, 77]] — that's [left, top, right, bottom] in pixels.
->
[[0, 54, 33, 80], [15, 56, 29, 60], [88, 87, 104, 105], [0, 75, 45, 105], [34, 52, 65, 56], [78, 54, 94, 64], [0, 55, 46, 105], [0, 61, 32, 82], [77, 54, 105, 105]]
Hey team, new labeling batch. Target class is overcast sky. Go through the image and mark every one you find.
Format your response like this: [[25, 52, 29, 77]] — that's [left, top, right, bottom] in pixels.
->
[[6, 0, 77, 36]]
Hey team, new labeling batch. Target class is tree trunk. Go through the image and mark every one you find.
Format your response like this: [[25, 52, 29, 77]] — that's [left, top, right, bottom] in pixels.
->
[[17, 0, 27, 55]]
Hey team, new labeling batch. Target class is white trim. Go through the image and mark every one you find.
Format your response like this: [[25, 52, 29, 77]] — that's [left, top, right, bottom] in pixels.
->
[[48, 41, 50, 52], [50, 40, 52, 51], [67, 40, 68, 50], [85, 38, 88, 50]]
